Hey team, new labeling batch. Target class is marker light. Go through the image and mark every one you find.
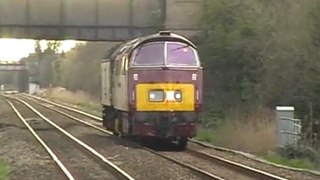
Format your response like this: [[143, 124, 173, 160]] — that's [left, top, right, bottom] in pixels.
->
[[133, 74, 138, 81], [132, 90, 135, 101], [192, 73, 197, 81], [196, 90, 199, 101]]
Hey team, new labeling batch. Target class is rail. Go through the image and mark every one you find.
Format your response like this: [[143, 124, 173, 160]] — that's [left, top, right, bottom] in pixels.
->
[[5, 99, 75, 180], [186, 149, 287, 180], [4, 95, 135, 180], [19, 94, 290, 180], [19, 94, 222, 179], [19, 94, 320, 177]]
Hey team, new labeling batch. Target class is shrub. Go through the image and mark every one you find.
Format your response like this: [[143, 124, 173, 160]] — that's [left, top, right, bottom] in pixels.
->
[[279, 144, 319, 164], [265, 153, 315, 169]]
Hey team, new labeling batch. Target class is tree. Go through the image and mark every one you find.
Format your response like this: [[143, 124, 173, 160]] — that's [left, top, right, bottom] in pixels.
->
[[199, 0, 320, 122]]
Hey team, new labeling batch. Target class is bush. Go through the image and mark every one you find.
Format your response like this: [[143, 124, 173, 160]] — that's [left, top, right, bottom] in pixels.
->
[[279, 145, 319, 164], [195, 129, 215, 143], [265, 153, 315, 169]]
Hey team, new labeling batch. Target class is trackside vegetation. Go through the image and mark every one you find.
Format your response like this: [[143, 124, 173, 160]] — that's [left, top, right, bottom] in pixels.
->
[[0, 160, 7, 180], [20, 0, 320, 170], [264, 154, 315, 170]]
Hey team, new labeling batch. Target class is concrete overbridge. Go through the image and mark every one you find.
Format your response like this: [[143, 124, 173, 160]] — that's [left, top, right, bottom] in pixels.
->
[[0, 61, 28, 92], [0, 61, 26, 71], [0, 0, 204, 41]]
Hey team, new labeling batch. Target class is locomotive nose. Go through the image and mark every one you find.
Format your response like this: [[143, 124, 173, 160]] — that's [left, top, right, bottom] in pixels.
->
[[135, 83, 195, 112]]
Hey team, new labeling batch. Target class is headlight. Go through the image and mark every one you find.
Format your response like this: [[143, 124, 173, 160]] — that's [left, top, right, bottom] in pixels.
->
[[148, 90, 164, 102], [165, 90, 183, 102], [174, 90, 182, 102], [148, 89, 183, 102]]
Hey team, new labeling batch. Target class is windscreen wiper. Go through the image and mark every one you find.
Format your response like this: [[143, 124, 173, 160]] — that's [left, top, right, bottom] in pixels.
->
[[170, 44, 190, 52]]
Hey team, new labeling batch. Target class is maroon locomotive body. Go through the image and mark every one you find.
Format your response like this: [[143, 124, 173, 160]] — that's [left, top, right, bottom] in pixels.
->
[[101, 31, 203, 149]]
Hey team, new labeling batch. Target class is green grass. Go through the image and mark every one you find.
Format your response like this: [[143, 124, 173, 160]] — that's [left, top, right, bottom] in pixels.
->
[[264, 154, 315, 170], [75, 102, 101, 112], [195, 129, 216, 143], [0, 160, 7, 180], [73, 102, 102, 116]]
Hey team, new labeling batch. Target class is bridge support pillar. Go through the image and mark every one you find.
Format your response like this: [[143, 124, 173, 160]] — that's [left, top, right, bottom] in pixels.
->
[[18, 69, 29, 93]]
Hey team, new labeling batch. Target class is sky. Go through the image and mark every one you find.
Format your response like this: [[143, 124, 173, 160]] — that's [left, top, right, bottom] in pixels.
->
[[0, 39, 80, 62]]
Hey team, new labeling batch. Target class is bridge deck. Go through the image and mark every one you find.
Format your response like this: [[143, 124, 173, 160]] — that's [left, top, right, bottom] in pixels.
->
[[0, 64, 26, 71], [0, 0, 204, 41]]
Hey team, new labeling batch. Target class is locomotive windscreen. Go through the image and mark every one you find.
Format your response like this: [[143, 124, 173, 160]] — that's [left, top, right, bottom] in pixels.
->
[[133, 42, 164, 66], [166, 42, 198, 66], [132, 41, 199, 66]]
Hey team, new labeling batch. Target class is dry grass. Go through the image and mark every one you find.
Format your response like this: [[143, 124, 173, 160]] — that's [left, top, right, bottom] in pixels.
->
[[36, 87, 101, 115], [198, 107, 277, 155], [40, 87, 97, 104]]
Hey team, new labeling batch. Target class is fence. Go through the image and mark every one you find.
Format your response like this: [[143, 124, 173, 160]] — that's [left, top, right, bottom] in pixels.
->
[[276, 106, 302, 148]]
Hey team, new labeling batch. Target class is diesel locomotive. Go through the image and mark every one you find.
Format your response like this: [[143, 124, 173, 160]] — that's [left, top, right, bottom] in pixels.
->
[[101, 31, 203, 149]]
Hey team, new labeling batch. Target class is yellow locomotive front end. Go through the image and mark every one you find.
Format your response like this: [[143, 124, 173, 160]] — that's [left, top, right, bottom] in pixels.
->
[[136, 83, 195, 112]]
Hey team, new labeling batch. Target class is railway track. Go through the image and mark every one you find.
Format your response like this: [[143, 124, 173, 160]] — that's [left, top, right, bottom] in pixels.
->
[[159, 149, 287, 180], [16, 94, 290, 180], [3, 95, 135, 180], [16, 94, 218, 179]]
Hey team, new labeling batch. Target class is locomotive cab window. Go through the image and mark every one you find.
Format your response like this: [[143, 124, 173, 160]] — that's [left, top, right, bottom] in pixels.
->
[[166, 42, 199, 66], [132, 42, 165, 66], [131, 41, 199, 67]]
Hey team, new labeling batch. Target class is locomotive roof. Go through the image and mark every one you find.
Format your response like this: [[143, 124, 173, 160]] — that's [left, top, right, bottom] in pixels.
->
[[104, 31, 197, 60], [130, 31, 197, 49]]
